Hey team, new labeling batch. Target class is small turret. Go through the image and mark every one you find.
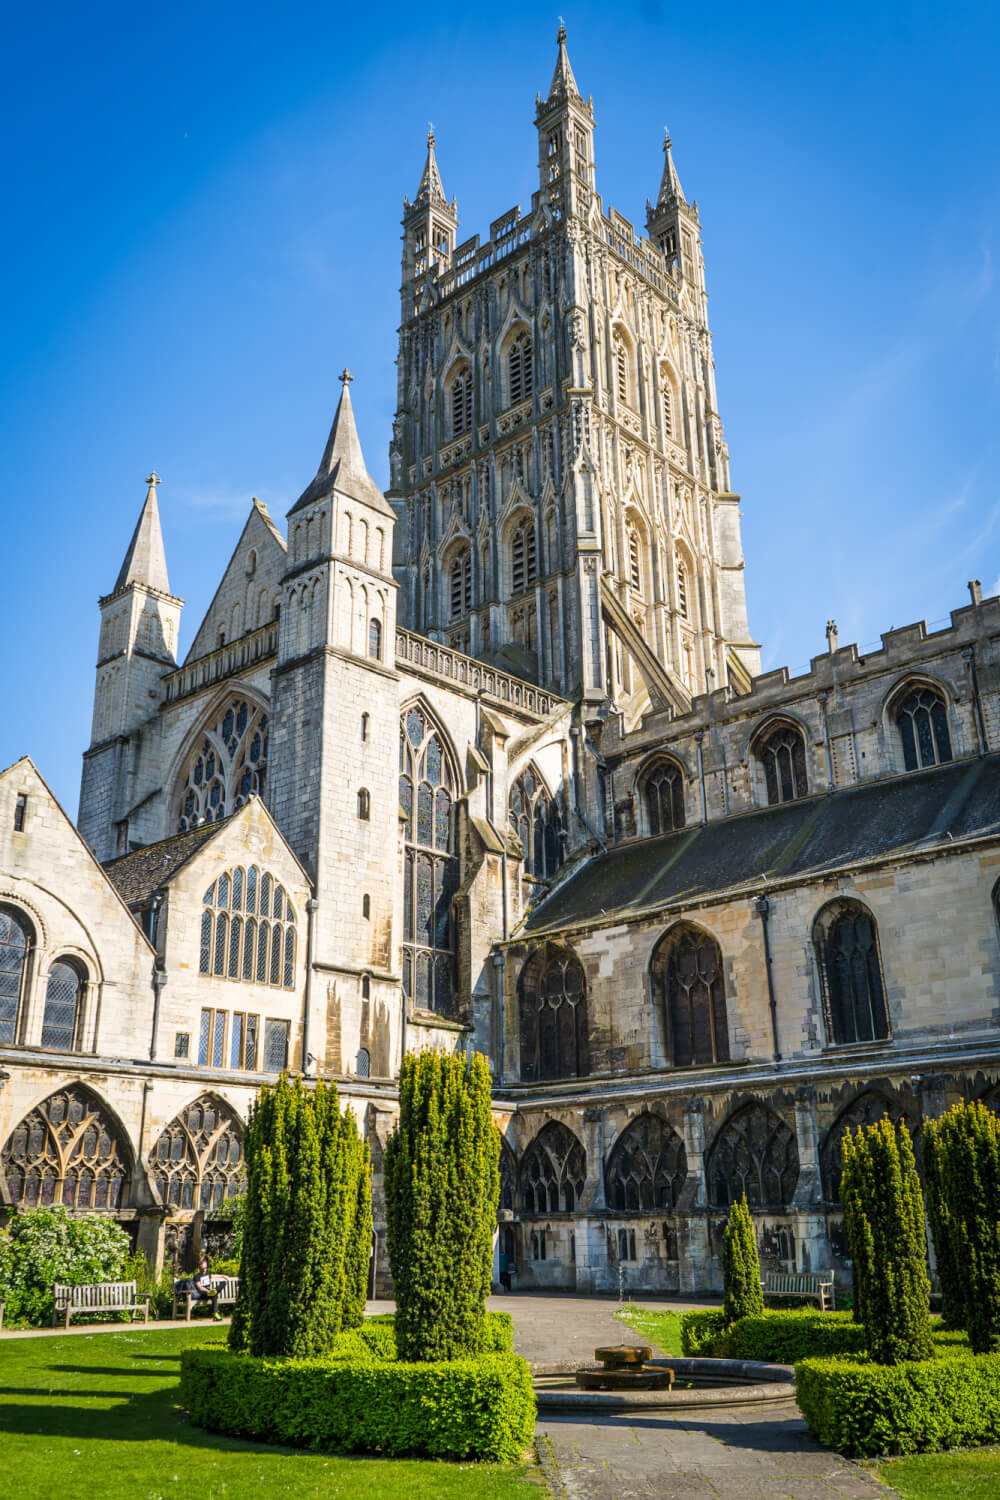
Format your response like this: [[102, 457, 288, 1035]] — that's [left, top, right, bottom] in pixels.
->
[[401, 128, 459, 310], [646, 127, 701, 283], [534, 23, 595, 217]]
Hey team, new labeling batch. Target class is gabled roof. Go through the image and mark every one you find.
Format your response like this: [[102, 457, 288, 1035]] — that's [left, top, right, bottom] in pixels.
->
[[289, 374, 394, 519], [520, 754, 1000, 937], [103, 819, 233, 906]]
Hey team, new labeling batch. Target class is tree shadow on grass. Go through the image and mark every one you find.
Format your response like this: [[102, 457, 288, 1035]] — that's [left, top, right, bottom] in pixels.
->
[[47, 1366, 169, 1378]]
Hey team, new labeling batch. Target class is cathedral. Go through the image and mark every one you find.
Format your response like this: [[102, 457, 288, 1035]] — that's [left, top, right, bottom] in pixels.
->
[[2, 28, 999, 1292]]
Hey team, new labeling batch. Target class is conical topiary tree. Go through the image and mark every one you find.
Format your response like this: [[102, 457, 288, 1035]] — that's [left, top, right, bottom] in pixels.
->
[[839, 1117, 932, 1364], [229, 1074, 371, 1358], [384, 1048, 500, 1361], [722, 1194, 764, 1324], [924, 1100, 1000, 1353]]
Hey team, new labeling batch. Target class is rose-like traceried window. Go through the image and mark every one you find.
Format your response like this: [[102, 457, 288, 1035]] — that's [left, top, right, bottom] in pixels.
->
[[198, 867, 296, 990], [176, 697, 268, 832], [520, 1121, 587, 1214], [400, 705, 458, 1018], [707, 1101, 799, 1209], [149, 1094, 244, 1213], [1, 1085, 131, 1211]]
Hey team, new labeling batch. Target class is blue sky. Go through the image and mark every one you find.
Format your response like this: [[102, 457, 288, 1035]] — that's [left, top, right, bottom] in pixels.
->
[[2, 1, 998, 814]]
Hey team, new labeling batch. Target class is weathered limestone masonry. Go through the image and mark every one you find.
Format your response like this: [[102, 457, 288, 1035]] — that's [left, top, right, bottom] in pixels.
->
[[2, 29, 1000, 1293]]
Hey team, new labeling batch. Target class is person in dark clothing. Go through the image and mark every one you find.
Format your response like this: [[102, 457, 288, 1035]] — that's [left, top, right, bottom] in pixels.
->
[[190, 1257, 221, 1320]]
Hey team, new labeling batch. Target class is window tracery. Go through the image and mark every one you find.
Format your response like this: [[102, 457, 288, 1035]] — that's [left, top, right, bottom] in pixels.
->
[[813, 900, 889, 1046], [510, 516, 537, 595], [605, 1113, 687, 1212], [149, 1094, 244, 1213], [198, 867, 295, 990], [499, 1138, 517, 1214], [509, 764, 563, 879], [676, 562, 688, 618], [450, 367, 473, 435], [176, 698, 268, 832], [41, 959, 85, 1051], [518, 944, 589, 1082], [0, 905, 33, 1046], [895, 685, 953, 771], [400, 705, 458, 1018], [508, 334, 533, 406], [707, 1101, 799, 1209], [757, 724, 808, 805], [520, 1121, 587, 1214], [640, 758, 685, 836], [613, 332, 629, 405], [651, 924, 729, 1067], [628, 528, 642, 593], [449, 548, 472, 620], [2, 1085, 131, 1210]]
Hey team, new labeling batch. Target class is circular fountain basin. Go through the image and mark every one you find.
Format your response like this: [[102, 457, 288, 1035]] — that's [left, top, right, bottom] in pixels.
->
[[532, 1356, 795, 1412]]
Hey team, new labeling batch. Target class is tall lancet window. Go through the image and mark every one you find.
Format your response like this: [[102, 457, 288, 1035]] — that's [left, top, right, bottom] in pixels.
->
[[400, 706, 458, 1019], [510, 517, 537, 595], [449, 548, 472, 620], [508, 335, 533, 406], [450, 366, 472, 436]]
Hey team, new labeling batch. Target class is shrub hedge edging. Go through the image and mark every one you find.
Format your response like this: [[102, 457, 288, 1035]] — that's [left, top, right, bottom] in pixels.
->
[[180, 1346, 535, 1462], [352, 1310, 513, 1359], [795, 1350, 1000, 1457], [679, 1309, 865, 1362]]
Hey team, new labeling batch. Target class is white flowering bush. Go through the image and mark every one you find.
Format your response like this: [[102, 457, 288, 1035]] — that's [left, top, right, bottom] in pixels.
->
[[0, 1207, 132, 1326]]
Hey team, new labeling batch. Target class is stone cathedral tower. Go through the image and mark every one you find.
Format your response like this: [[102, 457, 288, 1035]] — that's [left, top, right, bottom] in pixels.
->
[[389, 27, 759, 721]]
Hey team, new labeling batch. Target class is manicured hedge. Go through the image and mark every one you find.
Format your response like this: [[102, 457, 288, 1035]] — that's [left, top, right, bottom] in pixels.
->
[[680, 1308, 868, 1362], [346, 1310, 513, 1360], [179, 1345, 535, 1462], [680, 1309, 728, 1355], [795, 1349, 1000, 1457]]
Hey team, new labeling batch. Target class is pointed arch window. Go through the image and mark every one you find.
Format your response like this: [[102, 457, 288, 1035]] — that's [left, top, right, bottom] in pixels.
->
[[660, 369, 674, 440], [520, 1121, 587, 1214], [449, 547, 472, 621], [676, 561, 688, 618], [605, 1112, 687, 1211], [820, 1091, 913, 1203], [518, 943, 589, 1082], [510, 516, 537, 595], [509, 765, 563, 878], [651, 924, 729, 1068], [149, 1094, 244, 1213], [895, 685, 952, 770], [814, 900, 889, 1046], [368, 618, 382, 661], [0, 905, 33, 1046], [175, 697, 268, 832], [628, 528, 642, 594], [757, 723, 808, 805], [451, 366, 473, 436], [613, 332, 629, 405], [640, 758, 685, 836], [400, 706, 458, 1019], [41, 959, 85, 1051], [198, 868, 295, 990], [2, 1085, 131, 1211], [508, 334, 533, 406], [707, 1101, 799, 1209]]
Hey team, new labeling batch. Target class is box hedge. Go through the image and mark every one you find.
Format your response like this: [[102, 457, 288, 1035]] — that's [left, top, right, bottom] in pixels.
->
[[179, 1344, 535, 1462], [680, 1309, 728, 1355], [795, 1349, 1000, 1457], [345, 1310, 513, 1361], [679, 1308, 866, 1362]]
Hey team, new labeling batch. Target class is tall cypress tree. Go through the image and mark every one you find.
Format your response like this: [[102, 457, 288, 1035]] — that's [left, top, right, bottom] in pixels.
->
[[385, 1049, 499, 1361], [839, 1118, 932, 1364], [722, 1194, 764, 1323], [925, 1101, 1000, 1353], [230, 1074, 372, 1358]]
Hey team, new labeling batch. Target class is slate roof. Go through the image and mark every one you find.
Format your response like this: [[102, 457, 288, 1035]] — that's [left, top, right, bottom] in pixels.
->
[[103, 818, 232, 907], [521, 754, 1000, 937]]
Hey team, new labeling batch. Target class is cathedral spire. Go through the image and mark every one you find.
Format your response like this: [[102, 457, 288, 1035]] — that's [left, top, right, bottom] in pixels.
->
[[113, 473, 171, 595], [546, 21, 581, 103], [413, 126, 447, 207], [656, 128, 686, 208], [290, 370, 393, 516]]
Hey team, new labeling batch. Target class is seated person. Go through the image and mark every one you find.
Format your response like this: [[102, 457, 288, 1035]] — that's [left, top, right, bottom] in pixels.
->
[[177, 1258, 221, 1320]]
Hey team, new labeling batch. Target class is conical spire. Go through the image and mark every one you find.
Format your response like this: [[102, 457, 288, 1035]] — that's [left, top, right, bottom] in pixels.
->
[[546, 21, 581, 103], [290, 370, 393, 517], [114, 473, 171, 594], [413, 126, 447, 206], [656, 128, 685, 207]]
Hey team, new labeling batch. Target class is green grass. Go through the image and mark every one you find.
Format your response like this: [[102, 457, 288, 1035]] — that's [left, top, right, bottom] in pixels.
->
[[616, 1302, 712, 1357], [0, 1326, 541, 1499], [871, 1447, 1000, 1498]]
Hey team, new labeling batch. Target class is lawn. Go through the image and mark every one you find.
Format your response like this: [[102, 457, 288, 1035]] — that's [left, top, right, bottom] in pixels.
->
[[615, 1301, 709, 1356], [871, 1448, 1000, 1498], [0, 1325, 541, 1500]]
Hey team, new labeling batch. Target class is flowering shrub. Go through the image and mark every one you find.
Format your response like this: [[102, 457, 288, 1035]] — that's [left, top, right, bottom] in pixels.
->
[[0, 1207, 132, 1326]]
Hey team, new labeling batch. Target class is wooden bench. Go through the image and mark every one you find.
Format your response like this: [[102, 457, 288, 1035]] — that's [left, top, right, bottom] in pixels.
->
[[172, 1274, 239, 1322], [52, 1280, 150, 1329], [761, 1270, 835, 1311]]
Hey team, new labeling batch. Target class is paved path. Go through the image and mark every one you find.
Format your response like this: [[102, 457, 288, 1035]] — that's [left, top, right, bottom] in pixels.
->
[[494, 1293, 891, 1500]]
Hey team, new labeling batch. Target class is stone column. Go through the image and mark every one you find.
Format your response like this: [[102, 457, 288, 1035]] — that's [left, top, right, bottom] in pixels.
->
[[678, 1096, 710, 1294], [791, 1083, 833, 1274], [575, 1106, 607, 1293]]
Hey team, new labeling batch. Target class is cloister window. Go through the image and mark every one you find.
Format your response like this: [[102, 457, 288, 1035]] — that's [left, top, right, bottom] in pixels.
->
[[149, 1094, 244, 1213], [0, 905, 33, 1045], [895, 685, 953, 770], [510, 516, 537, 594], [814, 900, 889, 1046], [651, 924, 729, 1068], [198, 868, 296, 990], [518, 943, 589, 1082], [400, 705, 458, 1019], [757, 724, 808, 805], [368, 618, 382, 661], [41, 959, 85, 1051], [707, 1101, 799, 1209], [676, 562, 688, 618], [1, 1085, 130, 1211], [520, 1121, 587, 1213], [508, 334, 533, 405], [820, 1091, 912, 1202], [613, 333, 628, 405], [509, 765, 563, 878], [449, 548, 472, 620], [450, 367, 473, 435], [641, 758, 685, 836], [175, 698, 268, 832], [605, 1112, 687, 1212]]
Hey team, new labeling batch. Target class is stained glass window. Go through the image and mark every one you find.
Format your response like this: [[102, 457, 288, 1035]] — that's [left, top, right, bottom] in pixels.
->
[[198, 871, 295, 991], [642, 759, 685, 836], [174, 699, 268, 831], [518, 944, 589, 1082], [651, 924, 729, 1068], [400, 708, 458, 1018], [758, 725, 808, 805], [814, 901, 890, 1045], [896, 686, 953, 771], [509, 765, 564, 879], [0, 906, 32, 1046], [41, 961, 84, 1051]]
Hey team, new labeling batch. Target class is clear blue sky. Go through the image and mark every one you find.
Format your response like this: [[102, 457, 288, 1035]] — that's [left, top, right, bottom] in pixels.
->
[[2, 1, 998, 814]]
